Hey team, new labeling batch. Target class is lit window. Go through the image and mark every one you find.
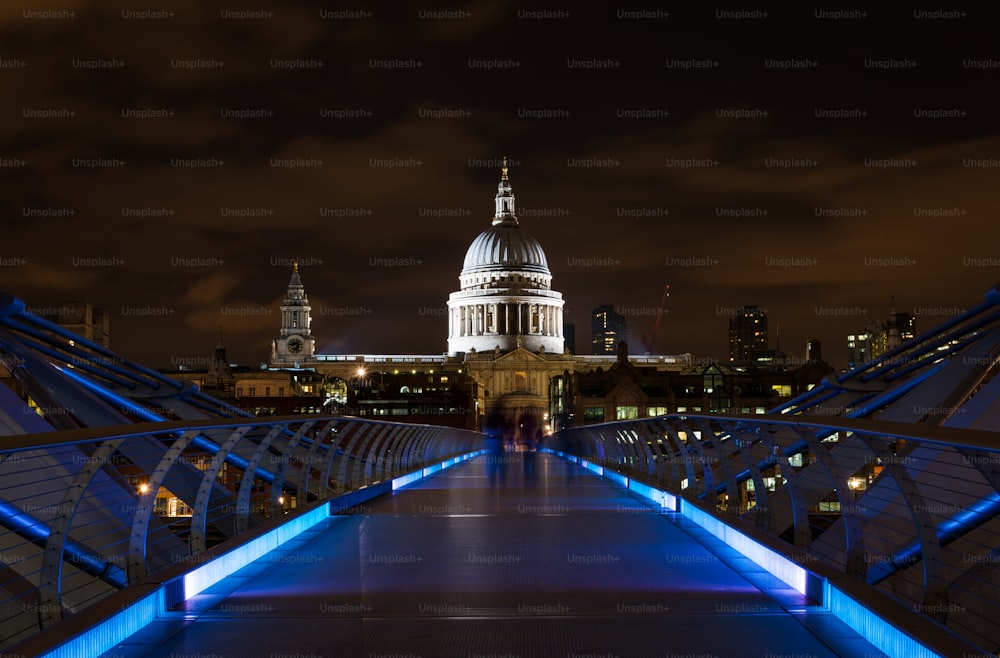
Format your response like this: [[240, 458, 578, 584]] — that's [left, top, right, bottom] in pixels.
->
[[615, 406, 639, 420]]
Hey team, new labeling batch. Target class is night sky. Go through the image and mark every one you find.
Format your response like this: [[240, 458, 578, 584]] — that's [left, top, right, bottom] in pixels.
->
[[3, 4, 999, 370]]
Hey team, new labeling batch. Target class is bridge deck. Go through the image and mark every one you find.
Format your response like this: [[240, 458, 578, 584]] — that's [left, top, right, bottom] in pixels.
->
[[101, 453, 885, 657]]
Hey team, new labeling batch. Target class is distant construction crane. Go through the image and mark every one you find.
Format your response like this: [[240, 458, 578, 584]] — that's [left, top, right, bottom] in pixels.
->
[[645, 284, 670, 354]]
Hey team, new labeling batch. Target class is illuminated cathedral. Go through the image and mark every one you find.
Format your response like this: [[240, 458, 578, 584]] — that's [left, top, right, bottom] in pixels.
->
[[260, 161, 690, 430]]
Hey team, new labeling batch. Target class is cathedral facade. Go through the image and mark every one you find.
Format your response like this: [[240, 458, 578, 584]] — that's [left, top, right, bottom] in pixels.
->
[[265, 163, 691, 431]]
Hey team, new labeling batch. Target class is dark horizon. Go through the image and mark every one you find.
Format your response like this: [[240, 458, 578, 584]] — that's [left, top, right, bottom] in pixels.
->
[[3, 5, 998, 370]]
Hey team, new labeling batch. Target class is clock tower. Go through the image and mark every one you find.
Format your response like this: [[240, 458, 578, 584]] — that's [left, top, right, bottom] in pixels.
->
[[271, 262, 316, 366]]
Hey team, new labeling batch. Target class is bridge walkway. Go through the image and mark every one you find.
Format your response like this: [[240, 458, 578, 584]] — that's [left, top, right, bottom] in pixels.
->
[[101, 453, 885, 658]]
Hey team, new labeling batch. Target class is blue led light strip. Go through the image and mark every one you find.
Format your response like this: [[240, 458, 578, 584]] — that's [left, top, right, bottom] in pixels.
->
[[543, 449, 951, 658], [35, 450, 485, 658]]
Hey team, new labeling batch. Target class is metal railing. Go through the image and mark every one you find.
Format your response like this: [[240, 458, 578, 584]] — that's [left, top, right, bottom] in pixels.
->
[[553, 414, 1000, 653], [0, 415, 481, 649]]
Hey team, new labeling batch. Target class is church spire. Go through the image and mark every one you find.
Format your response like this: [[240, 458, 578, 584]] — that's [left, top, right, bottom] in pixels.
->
[[272, 262, 316, 364], [493, 157, 517, 224], [288, 260, 303, 289], [207, 326, 233, 389], [214, 326, 227, 362]]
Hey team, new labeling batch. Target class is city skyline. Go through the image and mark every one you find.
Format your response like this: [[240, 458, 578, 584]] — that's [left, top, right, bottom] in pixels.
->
[[2, 5, 998, 369]]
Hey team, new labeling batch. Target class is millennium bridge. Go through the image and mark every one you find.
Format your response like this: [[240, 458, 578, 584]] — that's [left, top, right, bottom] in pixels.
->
[[1, 288, 999, 657]]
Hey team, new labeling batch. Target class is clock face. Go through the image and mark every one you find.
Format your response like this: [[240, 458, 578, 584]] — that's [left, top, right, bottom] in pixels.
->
[[287, 338, 303, 353]]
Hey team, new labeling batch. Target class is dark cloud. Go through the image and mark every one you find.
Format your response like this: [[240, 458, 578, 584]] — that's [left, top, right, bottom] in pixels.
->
[[3, 4, 999, 368]]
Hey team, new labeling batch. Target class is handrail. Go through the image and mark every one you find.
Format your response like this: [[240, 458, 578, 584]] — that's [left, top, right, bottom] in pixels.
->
[[552, 412, 1000, 652], [0, 414, 482, 649]]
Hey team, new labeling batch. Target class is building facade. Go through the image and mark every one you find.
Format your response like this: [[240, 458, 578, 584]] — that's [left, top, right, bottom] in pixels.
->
[[591, 305, 628, 355], [847, 302, 917, 369], [551, 341, 835, 429], [728, 305, 768, 364], [36, 301, 110, 348]]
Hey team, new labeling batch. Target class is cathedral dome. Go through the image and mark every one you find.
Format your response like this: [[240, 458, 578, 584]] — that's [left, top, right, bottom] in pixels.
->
[[461, 219, 550, 275], [447, 159, 565, 356]]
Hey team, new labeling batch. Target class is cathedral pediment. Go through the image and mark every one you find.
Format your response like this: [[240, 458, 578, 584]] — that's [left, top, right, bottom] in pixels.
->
[[492, 346, 550, 364]]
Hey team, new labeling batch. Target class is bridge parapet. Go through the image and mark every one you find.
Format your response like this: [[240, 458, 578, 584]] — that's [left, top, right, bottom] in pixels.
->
[[552, 413, 1000, 652], [0, 415, 481, 649]]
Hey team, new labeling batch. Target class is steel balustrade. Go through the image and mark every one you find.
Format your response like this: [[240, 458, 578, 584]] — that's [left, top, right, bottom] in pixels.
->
[[3, 288, 1000, 653], [553, 414, 1000, 651], [0, 415, 481, 649], [0, 293, 252, 426]]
